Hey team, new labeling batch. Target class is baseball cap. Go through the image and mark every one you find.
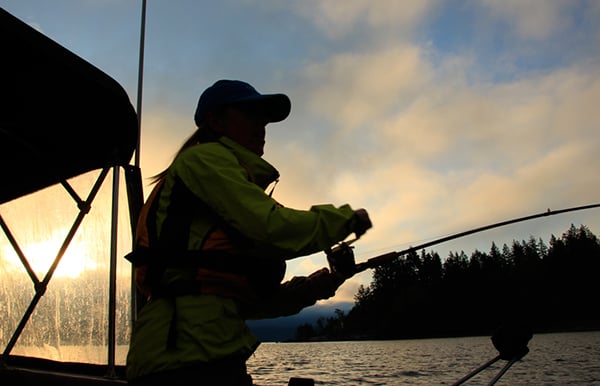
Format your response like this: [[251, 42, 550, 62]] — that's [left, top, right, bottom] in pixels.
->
[[194, 80, 291, 126]]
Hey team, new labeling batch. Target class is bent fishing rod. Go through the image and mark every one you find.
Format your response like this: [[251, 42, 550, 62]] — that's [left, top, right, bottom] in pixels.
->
[[326, 203, 600, 277]]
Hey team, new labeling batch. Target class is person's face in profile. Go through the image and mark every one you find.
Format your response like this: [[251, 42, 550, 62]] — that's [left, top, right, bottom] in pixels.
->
[[211, 104, 269, 156]]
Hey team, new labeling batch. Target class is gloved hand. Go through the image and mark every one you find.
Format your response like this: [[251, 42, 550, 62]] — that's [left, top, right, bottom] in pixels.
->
[[306, 267, 346, 300], [353, 208, 372, 237]]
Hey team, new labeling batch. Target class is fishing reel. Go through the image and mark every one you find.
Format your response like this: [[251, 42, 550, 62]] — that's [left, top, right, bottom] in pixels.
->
[[325, 241, 357, 278]]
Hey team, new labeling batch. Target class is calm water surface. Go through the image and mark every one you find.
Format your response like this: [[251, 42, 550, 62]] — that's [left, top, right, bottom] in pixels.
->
[[246, 331, 600, 385], [9, 331, 599, 385]]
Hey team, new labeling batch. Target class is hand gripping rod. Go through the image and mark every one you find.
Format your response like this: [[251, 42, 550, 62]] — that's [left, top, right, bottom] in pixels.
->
[[353, 203, 600, 274]]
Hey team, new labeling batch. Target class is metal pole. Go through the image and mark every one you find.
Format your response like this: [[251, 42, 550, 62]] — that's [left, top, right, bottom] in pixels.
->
[[487, 357, 521, 386], [451, 355, 501, 386], [131, 0, 147, 325], [135, 0, 146, 168], [106, 166, 120, 378]]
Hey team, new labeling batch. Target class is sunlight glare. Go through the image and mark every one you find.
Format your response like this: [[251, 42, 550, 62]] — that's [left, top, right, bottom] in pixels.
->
[[1, 234, 96, 279]]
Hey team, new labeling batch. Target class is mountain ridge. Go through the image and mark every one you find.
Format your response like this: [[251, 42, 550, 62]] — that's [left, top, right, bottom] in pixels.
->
[[247, 301, 353, 342]]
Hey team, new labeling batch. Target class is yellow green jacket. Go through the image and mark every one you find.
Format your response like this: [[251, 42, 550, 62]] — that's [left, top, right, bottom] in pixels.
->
[[126, 136, 358, 380]]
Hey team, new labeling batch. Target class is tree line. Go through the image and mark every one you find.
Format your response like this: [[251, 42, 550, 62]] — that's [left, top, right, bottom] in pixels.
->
[[294, 224, 600, 341]]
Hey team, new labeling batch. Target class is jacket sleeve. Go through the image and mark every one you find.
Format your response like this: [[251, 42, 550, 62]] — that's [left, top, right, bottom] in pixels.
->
[[242, 269, 344, 319], [172, 143, 358, 259]]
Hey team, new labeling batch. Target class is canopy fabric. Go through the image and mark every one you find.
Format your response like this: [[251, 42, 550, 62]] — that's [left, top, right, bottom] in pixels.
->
[[0, 7, 138, 204]]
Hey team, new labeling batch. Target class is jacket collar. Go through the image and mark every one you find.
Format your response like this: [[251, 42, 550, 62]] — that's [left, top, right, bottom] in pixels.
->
[[218, 136, 280, 190]]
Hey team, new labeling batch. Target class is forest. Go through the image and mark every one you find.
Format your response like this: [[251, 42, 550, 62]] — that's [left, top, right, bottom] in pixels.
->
[[294, 224, 600, 341]]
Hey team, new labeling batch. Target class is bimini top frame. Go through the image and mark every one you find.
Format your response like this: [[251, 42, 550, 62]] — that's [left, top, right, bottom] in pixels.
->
[[0, 7, 142, 383]]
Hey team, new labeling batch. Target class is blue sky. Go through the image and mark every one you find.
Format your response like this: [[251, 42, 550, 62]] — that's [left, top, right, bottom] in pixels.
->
[[3, 1, 600, 304]]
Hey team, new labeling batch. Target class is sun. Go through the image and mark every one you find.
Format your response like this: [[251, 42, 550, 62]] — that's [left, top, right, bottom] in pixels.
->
[[1, 236, 96, 279]]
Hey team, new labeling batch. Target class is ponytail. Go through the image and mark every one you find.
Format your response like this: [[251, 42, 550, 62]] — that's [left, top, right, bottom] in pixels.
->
[[149, 124, 220, 184]]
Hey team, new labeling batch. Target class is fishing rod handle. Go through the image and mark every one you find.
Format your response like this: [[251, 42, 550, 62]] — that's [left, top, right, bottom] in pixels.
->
[[354, 251, 400, 273]]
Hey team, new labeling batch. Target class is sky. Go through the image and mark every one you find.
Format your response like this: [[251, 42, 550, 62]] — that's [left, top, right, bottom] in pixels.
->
[[2, 0, 600, 305]]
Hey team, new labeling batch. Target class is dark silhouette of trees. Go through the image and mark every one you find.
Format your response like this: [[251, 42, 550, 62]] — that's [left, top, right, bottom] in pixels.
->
[[296, 224, 600, 341], [294, 309, 346, 341]]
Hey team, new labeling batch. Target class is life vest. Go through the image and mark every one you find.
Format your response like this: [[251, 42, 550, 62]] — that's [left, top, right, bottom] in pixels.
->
[[125, 176, 285, 303]]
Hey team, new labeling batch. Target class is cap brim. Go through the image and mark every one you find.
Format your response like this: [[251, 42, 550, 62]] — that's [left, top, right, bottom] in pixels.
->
[[230, 93, 291, 123]]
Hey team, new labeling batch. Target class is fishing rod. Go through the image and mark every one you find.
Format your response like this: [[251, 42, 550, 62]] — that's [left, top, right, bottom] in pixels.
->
[[326, 203, 600, 277]]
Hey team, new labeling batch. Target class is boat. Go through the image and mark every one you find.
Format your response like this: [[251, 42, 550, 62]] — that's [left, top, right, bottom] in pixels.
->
[[0, 6, 138, 385], [0, 5, 538, 386]]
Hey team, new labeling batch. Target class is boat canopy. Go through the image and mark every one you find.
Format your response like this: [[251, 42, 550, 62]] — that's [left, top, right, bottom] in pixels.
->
[[0, 7, 138, 204], [0, 8, 142, 380]]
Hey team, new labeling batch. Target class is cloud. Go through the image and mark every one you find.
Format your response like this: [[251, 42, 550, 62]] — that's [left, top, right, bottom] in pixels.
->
[[303, 45, 432, 130], [271, 30, 600, 276], [365, 61, 600, 249], [293, 0, 436, 39], [481, 0, 572, 41]]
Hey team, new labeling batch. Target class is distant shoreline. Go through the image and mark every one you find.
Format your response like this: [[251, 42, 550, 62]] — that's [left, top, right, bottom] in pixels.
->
[[282, 325, 600, 343]]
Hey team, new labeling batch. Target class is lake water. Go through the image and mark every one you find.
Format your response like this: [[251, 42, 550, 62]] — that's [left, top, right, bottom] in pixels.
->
[[246, 331, 600, 385], [8, 331, 600, 385]]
